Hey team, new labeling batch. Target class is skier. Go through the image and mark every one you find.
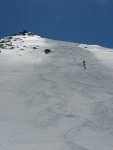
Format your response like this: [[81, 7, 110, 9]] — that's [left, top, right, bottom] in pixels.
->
[[83, 61, 86, 69]]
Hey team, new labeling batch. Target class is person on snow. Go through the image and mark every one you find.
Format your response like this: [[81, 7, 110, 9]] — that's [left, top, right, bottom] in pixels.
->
[[83, 61, 86, 69]]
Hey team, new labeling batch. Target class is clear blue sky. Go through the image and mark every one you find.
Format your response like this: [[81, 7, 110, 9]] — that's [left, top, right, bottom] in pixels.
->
[[0, 0, 113, 48]]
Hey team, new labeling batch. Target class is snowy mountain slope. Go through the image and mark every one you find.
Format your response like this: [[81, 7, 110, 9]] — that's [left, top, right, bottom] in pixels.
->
[[0, 32, 113, 150]]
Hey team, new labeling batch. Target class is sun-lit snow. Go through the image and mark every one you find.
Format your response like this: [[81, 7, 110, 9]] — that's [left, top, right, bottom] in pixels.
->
[[79, 44, 113, 67], [0, 33, 113, 150]]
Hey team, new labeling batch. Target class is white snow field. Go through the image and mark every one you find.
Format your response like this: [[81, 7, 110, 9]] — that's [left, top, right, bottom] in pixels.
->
[[0, 32, 113, 150]]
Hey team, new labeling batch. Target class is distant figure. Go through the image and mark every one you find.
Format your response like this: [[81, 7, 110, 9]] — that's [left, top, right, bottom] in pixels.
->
[[83, 61, 86, 69]]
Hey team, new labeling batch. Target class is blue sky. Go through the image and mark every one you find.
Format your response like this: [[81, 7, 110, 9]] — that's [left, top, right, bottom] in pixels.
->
[[0, 0, 113, 48]]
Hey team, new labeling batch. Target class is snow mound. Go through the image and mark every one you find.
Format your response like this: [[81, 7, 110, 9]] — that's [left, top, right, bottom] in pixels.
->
[[0, 33, 113, 150]]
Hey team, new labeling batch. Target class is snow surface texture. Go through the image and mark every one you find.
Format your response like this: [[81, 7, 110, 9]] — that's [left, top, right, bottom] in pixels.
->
[[0, 33, 113, 150]]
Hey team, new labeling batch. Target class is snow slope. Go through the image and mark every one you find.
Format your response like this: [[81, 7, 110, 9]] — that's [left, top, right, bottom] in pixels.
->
[[0, 33, 113, 150]]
